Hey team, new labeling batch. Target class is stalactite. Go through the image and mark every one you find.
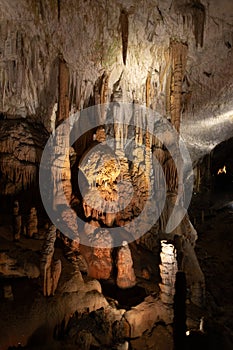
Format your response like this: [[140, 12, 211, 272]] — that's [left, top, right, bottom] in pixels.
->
[[146, 71, 151, 108], [57, 57, 69, 126], [100, 72, 109, 105], [190, 1, 205, 48], [169, 41, 188, 132], [57, 0, 61, 21], [120, 9, 129, 65]]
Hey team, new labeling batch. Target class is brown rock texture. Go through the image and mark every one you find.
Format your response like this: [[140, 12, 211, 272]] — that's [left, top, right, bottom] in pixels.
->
[[116, 241, 136, 289], [40, 225, 61, 296], [27, 207, 38, 238], [85, 228, 113, 280]]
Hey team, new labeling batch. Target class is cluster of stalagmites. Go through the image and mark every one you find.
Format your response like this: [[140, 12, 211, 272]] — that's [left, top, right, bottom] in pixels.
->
[[82, 224, 137, 289]]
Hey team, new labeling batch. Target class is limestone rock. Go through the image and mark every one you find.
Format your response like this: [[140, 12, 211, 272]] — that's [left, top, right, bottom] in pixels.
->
[[124, 296, 173, 338], [116, 241, 136, 289], [85, 229, 113, 280], [0, 251, 40, 278], [0, 120, 48, 195], [40, 225, 61, 296], [27, 207, 38, 238], [12, 200, 21, 241], [130, 324, 173, 350], [159, 240, 178, 305]]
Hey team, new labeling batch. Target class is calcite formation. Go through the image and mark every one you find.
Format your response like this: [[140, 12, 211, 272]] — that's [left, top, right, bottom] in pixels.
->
[[116, 241, 136, 289], [27, 207, 38, 238], [159, 240, 178, 305], [1, 0, 232, 348], [40, 225, 62, 296], [12, 200, 21, 241], [85, 228, 113, 280], [0, 120, 48, 194]]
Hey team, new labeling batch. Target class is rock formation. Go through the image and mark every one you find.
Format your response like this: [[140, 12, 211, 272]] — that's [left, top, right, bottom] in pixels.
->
[[27, 207, 38, 238], [0, 120, 48, 195], [1, 0, 233, 348], [116, 241, 136, 289], [85, 228, 113, 280], [40, 225, 62, 296], [159, 240, 178, 305], [12, 200, 21, 241]]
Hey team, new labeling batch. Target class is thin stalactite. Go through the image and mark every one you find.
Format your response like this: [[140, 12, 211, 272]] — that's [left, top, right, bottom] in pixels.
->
[[57, 0, 61, 21], [120, 9, 129, 65], [191, 1, 205, 47], [146, 71, 151, 108]]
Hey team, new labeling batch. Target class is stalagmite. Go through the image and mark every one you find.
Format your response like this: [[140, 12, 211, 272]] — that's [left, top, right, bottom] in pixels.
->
[[40, 225, 61, 296], [13, 200, 21, 241], [116, 241, 136, 289], [27, 207, 38, 238], [51, 56, 72, 207], [174, 235, 205, 307], [159, 240, 178, 305], [86, 229, 113, 280]]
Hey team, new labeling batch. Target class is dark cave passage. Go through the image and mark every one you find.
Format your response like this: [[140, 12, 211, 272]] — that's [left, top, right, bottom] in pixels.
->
[[100, 280, 147, 309], [211, 137, 233, 191]]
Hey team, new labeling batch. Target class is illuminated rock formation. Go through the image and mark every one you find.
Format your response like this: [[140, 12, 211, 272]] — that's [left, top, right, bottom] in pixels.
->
[[1, 0, 233, 348], [85, 228, 113, 280], [116, 241, 136, 289], [159, 240, 178, 305]]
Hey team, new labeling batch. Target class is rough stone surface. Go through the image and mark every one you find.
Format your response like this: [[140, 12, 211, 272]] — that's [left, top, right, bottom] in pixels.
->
[[0, 251, 40, 278], [124, 296, 173, 338], [27, 207, 38, 238], [40, 225, 61, 296], [159, 240, 178, 305], [84, 229, 113, 280], [116, 241, 136, 289], [0, 120, 48, 194], [1, 0, 233, 163]]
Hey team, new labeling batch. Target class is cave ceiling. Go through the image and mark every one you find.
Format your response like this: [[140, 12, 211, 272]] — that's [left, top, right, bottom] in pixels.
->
[[0, 0, 233, 162]]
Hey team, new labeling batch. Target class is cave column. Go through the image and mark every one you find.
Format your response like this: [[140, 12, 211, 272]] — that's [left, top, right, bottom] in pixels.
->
[[169, 41, 188, 133], [52, 57, 72, 208]]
